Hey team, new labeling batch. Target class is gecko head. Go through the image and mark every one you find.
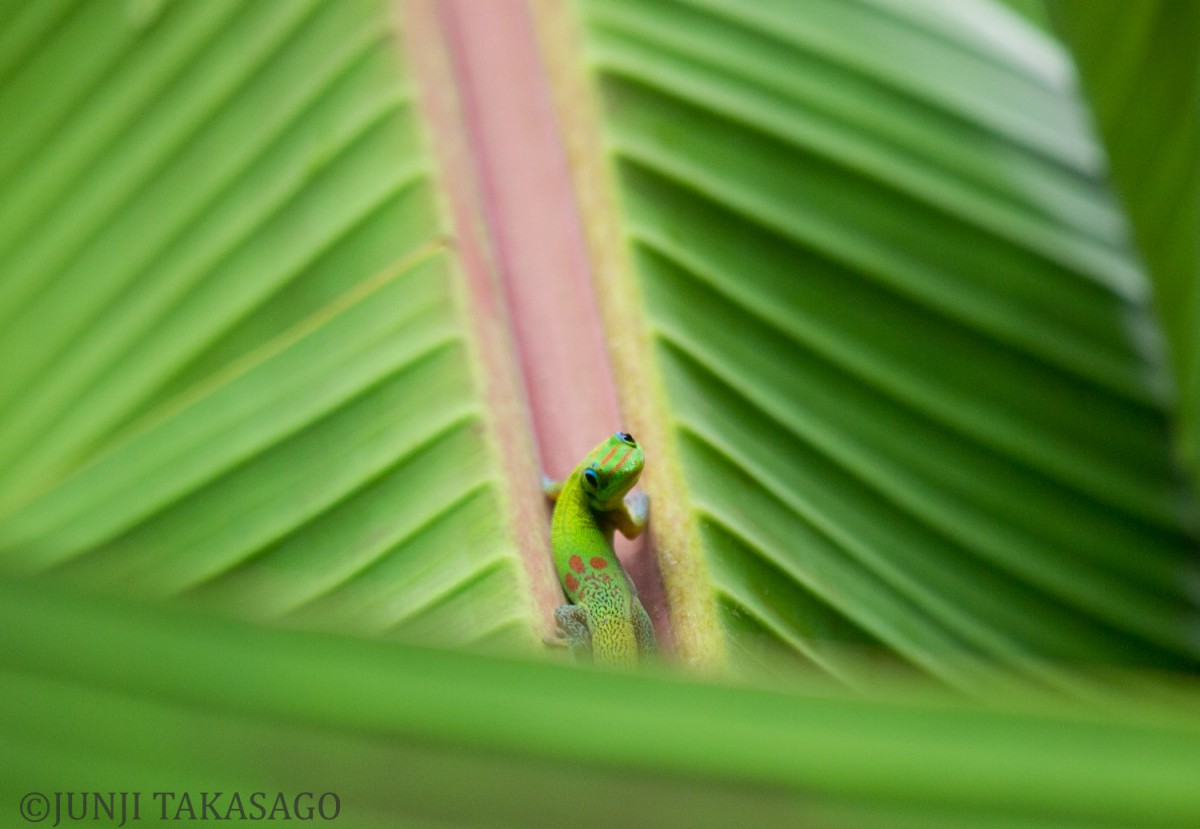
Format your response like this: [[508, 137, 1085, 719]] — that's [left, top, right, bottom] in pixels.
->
[[580, 431, 644, 504]]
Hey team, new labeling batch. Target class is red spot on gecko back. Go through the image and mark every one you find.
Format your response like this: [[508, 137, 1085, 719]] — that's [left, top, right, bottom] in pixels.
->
[[569, 555, 585, 573], [564, 573, 579, 593], [590, 557, 608, 570]]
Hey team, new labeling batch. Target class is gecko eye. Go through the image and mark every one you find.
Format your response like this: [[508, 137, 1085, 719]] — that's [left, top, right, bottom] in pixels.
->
[[617, 431, 636, 446], [583, 468, 599, 489]]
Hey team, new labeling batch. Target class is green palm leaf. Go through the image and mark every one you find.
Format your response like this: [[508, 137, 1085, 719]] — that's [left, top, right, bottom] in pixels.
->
[[4, 577, 1200, 828], [1, 1, 1199, 825], [1053, 0, 1200, 490], [0, 0, 534, 649], [560, 0, 1198, 683]]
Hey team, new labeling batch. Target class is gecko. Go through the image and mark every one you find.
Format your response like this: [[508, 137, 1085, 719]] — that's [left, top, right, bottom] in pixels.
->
[[543, 431, 656, 667]]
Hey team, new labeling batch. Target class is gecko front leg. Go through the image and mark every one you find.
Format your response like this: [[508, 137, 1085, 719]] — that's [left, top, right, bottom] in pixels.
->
[[604, 490, 649, 539], [542, 474, 563, 501]]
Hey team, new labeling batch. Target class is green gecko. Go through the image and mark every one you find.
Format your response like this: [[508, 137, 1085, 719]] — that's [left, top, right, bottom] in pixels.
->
[[543, 431, 655, 667]]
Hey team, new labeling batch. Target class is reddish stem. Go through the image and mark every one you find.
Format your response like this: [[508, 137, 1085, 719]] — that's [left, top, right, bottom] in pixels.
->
[[411, 0, 671, 648]]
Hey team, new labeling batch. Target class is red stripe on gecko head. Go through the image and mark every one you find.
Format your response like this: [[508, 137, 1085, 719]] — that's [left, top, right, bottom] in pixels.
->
[[590, 557, 608, 570], [613, 448, 632, 471], [600, 445, 618, 466], [569, 555, 585, 574], [564, 573, 579, 593]]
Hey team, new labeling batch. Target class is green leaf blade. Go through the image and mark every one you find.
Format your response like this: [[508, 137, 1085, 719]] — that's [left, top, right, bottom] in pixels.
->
[[579, 0, 1200, 681], [0, 0, 538, 653]]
